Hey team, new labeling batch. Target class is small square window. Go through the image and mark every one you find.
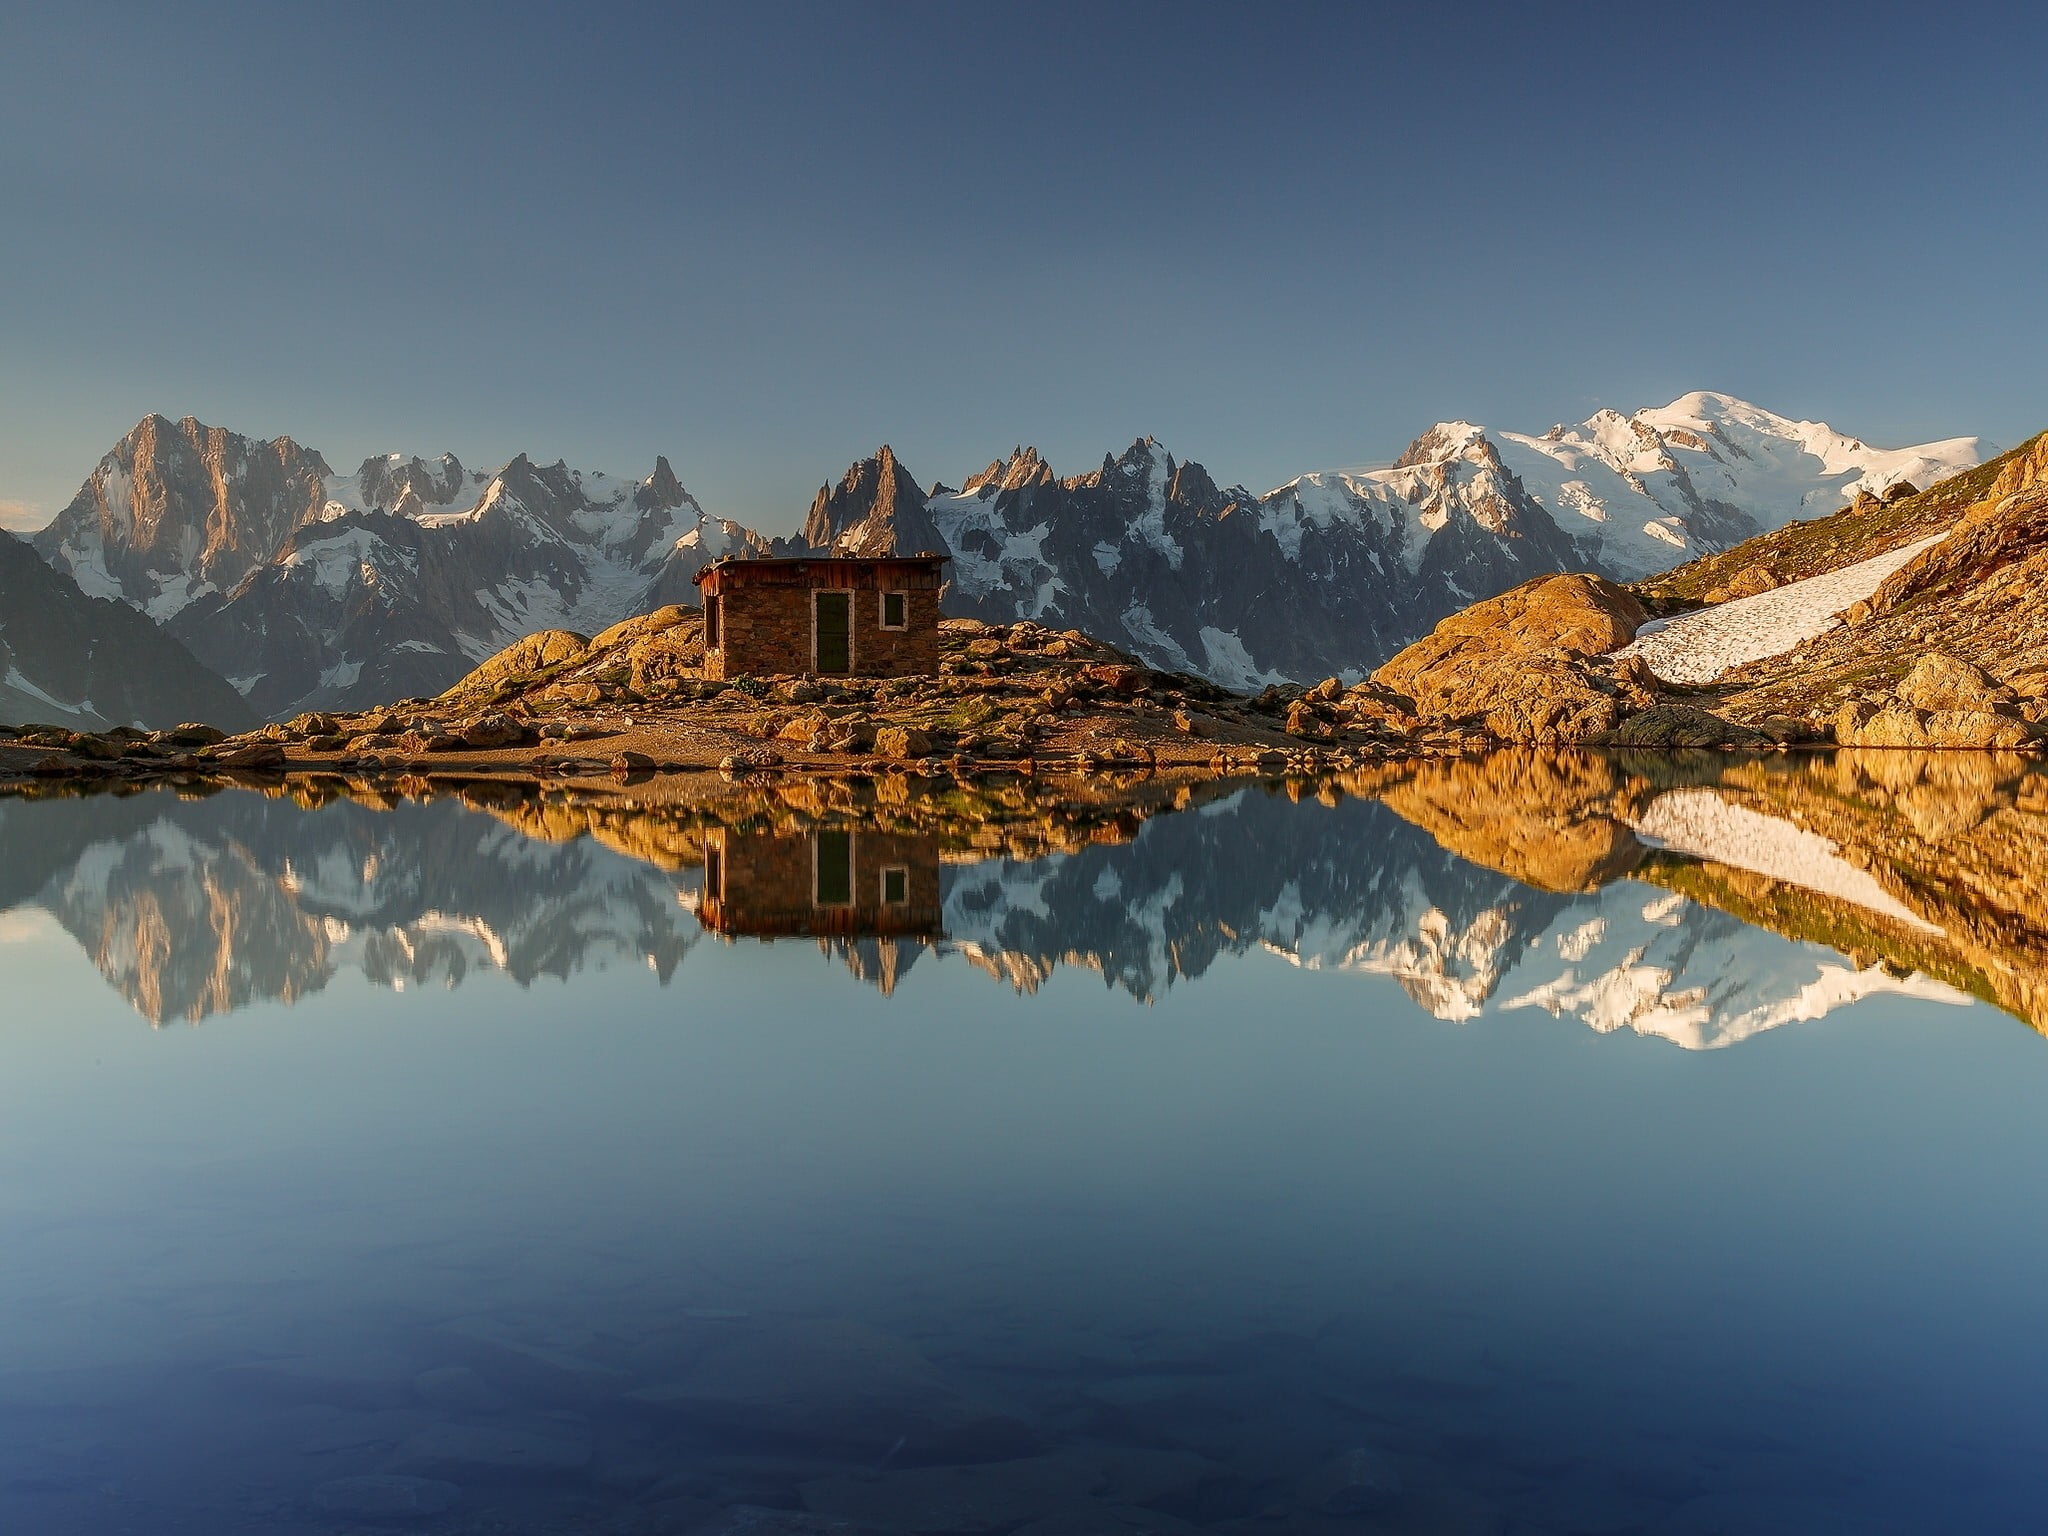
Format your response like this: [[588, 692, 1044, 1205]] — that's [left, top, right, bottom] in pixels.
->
[[880, 591, 907, 629], [881, 866, 908, 905]]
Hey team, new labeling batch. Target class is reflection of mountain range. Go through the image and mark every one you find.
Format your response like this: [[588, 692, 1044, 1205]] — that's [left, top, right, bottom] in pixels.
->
[[937, 781, 1963, 1049], [0, 792, 702, 1024], [9, 745, 2037, 1045]]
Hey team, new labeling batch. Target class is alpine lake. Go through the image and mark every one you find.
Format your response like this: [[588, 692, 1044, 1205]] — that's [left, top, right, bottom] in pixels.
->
[[3, 747, 2046, 1536]]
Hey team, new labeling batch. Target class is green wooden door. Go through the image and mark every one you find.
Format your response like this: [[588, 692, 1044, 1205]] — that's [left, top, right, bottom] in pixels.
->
[[815, 591, 850, 674], [815, 830, 852, 906]]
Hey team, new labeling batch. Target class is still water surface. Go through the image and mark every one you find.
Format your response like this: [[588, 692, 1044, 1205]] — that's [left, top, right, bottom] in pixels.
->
[[2, 754, 2045, 1534]]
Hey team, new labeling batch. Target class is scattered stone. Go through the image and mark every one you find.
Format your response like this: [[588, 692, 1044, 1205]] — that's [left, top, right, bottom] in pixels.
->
[[612, 750, 658, 774], [170, 722, 227, 746]]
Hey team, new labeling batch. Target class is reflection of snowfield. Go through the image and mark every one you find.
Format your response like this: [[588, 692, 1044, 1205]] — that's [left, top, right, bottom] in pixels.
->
[[1616, 533, 1944, 684], [1633, 788, 1937, 932]]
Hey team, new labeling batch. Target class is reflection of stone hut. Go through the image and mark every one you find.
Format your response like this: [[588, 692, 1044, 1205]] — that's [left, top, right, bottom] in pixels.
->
[[699, 826, 942, 939], [692, 554, 949, 680]]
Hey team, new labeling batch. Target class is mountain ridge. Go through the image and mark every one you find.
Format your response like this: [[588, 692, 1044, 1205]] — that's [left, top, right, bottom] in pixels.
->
[[16, 396, 1985, 716]]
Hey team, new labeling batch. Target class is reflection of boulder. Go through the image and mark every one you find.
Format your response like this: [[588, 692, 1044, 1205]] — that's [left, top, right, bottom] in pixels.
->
[[1376, 750, 1651, 892], [700, 827, 943, 941]]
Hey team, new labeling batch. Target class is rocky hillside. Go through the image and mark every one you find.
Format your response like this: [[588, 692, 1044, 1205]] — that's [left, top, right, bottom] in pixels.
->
[[0, 533, 256, 731], [1350, 431, 2048, 750]]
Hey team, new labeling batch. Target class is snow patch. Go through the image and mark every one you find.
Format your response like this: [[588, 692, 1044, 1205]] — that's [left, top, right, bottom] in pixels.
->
[[1633, 788, 1939, 933], [1615, 533, 1944, 684]]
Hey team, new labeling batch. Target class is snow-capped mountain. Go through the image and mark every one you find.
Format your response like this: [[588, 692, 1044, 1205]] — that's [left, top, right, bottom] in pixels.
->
[[33, 415, 764, 715], [0, 790, 703, 1024], [22, 396, 1987, 714], [937, 784, 1964, 1049], [0, 532, 256, 730], [806, 394, 1988, 688]]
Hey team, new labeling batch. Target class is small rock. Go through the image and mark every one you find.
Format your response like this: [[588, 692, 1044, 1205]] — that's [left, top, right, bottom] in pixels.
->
[[874, 725, 935, 758], [612, 750, 657, 775], [169, 722, 227, 746], [458, 714, 532, 749], [66, 733, 125, 761], [214, 741, 289, 769]]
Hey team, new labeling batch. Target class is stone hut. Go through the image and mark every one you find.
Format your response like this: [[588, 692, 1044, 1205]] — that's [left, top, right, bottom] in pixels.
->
[[693, 553, 949, 680], [699, 827, 943, 940]]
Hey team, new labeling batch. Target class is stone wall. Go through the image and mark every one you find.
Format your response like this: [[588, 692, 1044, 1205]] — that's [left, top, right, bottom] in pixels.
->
[[701, 563, 945, 679]]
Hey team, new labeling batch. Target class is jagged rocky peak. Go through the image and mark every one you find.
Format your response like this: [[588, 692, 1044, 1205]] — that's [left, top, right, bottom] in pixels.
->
[[802, 445, 946, 555], [636, 454, 689, 511], [962, 446, 1056, 496], [1393, 421, 1490, 470], [354, 452, 465, 514]]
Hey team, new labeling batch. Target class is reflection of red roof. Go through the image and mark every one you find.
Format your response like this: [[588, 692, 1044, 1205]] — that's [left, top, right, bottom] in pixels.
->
[[693, 553, 950, 587]]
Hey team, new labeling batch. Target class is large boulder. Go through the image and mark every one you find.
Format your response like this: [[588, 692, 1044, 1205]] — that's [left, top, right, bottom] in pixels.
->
[[442, 629, 589, 698], [588, 604, 690, 652], [1836, 700, 2038, 749], [1606, 705, 1772, 749], [1896, 653, 2011, 714], [1371, 574, 1650, 744], [458, 714, 535, 749], [874, 725, 934, 759], [1376, 573, 1648, 698]]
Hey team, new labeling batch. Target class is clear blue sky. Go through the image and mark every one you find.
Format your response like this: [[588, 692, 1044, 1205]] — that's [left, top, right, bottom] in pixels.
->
[[2, 1, 2042, 534]]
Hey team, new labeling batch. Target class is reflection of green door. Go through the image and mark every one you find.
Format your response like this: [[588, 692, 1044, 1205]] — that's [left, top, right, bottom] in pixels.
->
[[815, 591, 850, 674], [815, 830, 852, 905]]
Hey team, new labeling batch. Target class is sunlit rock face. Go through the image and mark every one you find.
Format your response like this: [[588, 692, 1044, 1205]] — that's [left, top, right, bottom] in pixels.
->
[[32, 415, 756, 718]]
